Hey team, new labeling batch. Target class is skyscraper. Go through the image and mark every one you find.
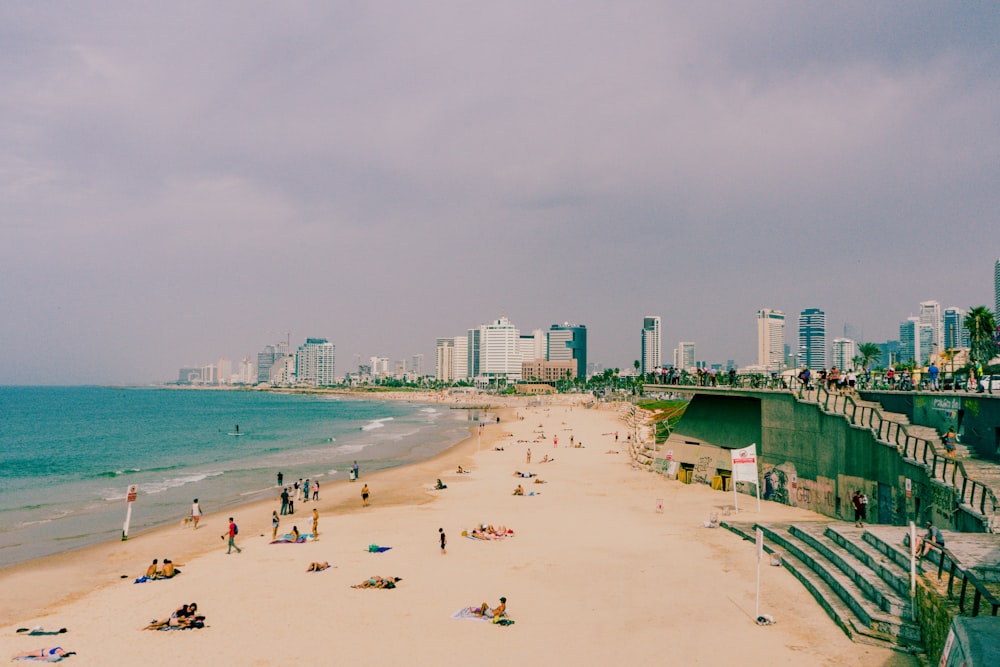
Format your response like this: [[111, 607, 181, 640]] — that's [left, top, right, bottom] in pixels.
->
[[295, 338, 336, 386], [831, 338, 857, 371], [435, 338, 454, 382], [899, 318, 919, 364], [479, 317, 521, 381], [641, 316, 661, 374], [798, 308, 826, 370], [944, 308, 970, 350], [547, 323, 587, 379], [995, 258, 1000, 317], [674, 342, 695, 370], [918, 301, 943, 360], [757, 309, 785, 372]]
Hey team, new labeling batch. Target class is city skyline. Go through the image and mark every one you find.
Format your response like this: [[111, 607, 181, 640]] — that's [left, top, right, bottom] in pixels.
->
[[2, 4, 999, 385]]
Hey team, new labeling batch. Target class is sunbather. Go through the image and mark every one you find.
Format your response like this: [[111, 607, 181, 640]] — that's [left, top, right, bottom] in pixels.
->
[[144, 559, 159, 579], [513, 484, 524, 496], [307, 561, 330, 572], [351, 576, 401, 589], [144, 603, 201, 630], [158, 559, 179, 578], [12, 647, 75, 661]]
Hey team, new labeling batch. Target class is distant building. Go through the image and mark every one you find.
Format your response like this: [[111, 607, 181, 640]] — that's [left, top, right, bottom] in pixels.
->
[[757, 309, 785, 372], [520, 329, 547, 363], [466, 328, 481, 379], [831, 338, 857, 371], [521, 359, 576, 383], [641, 316, 661, 374], [453, 336, 468, 380], [177, 367, 202, 384], [899, 317, 920, 365], [479, 317, 521, 382], [547, 323, 587, 379], [411, 353, 424, 377], [217, 357, 232, 385], [435, 338, 455, 382], [798, 308, 826, 370], [238, 357, 254, 385], [944, 307, 970, 350], [296, 338, 336, 386], [919, 301, 943, 360], [674, 341, 696, 370], [257, 342, 289, 384], [995, 258, 1000, 317]]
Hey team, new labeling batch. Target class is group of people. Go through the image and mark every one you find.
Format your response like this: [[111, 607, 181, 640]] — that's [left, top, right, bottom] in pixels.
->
[[351, 575, 401, 589], [144, 602, 205, 630], [142, 558, 180, 579]]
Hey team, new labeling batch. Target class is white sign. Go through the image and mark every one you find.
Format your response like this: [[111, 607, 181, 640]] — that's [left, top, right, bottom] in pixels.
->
[[731, 445, 758, 483], [126, 484, 138, 503]]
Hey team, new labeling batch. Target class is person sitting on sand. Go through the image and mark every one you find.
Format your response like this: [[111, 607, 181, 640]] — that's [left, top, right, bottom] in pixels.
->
[[533, 478, 546, 484], [470, 597, 507, 618], [435, 478, 447, 490], [539, 455, 553, 463], [307, 561, 330, 572], [144, 603, 200, 630], [291, 526, 300, 542], [12, 647, 75, 660], [352, 576, 401, 589], [144, 559, 159, 579], [513, 484, 524, 496], [158, 558, 178, 578], [456, 466, 466, 473]]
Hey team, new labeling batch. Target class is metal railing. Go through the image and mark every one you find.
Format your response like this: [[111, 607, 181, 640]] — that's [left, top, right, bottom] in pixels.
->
[[798, 382, 998, 519], [925, 543, 1000, 617]]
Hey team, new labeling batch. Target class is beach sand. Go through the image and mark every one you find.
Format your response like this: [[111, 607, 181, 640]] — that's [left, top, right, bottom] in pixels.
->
[[0, 397, 917, 666]]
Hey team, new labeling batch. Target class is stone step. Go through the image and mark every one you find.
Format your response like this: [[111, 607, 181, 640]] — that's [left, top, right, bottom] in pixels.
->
[[722, 522, 922, 653], [823, 525, 917, 599], [757, 524, 922, 646]]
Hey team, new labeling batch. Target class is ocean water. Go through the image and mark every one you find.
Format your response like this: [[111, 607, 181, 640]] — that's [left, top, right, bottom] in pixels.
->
[[0, 387, 480, 568]]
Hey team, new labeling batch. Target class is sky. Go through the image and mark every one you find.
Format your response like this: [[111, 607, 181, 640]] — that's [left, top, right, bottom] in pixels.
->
[[2, 2, 999, 385]]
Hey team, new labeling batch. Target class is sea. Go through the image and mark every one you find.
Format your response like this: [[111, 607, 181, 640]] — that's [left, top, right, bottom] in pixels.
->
[[0, 386, 483, 569]]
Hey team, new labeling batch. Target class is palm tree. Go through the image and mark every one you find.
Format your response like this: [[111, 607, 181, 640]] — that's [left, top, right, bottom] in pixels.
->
[[858, 342, 882, 370], [964, 306, 998, 367]]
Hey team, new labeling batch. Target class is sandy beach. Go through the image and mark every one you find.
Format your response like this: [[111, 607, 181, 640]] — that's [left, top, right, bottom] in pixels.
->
[[0, 396, 917, 666]]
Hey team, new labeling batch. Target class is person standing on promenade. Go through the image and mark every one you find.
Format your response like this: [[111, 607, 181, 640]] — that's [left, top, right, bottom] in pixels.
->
[[928, 362, 940, 391], [312, 508, 319, 539], [277, 471, 283, 487], [223, 517, 241, 554], [439, 527, 446, 554], [191, 499, 202, 529], [361, 484, 370, 507], [851, 490, 866, 527], [272, 511, 280, 541], [280, 487, 290, 515]]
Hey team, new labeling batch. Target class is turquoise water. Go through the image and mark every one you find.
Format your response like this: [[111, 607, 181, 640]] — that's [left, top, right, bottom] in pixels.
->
[[0, 387, 477, 567]]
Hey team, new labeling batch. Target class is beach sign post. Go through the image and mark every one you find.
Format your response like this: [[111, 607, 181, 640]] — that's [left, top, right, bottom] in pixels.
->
[[730, 444, 761, 513], [755, 527, 764, 618], [122, 484, 138, 541]]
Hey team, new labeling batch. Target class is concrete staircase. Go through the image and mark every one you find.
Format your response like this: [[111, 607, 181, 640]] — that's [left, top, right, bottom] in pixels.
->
[[722, 520, 925, 654]]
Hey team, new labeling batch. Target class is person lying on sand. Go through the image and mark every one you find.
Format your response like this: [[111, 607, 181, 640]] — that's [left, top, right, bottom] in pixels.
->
[[533, 478, 546, 484], [15, 628, 67, 636], [144, 603, 203, 630], [12, 647, 76, 660], [306, 562, 330, 572], [539, 455, 553, 463], [351, 576, 401, 589], [512, 485, 524, 496], [513, 471, 536, 478], [605, 449, 620, 454]]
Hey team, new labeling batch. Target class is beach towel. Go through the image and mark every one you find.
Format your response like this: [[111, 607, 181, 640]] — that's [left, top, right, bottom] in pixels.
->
[[270, 533, 314, 544], [367, 545, 391, 553], [16, 628, 67, 636], [13, 656, 70, 663], [134, 572, 181, 583]]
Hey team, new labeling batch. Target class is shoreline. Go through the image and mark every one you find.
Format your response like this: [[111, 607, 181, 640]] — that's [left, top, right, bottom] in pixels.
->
[[0, 396, 514, 627]]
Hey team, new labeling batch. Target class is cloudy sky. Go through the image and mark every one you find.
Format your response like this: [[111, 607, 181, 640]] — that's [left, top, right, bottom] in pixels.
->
[[2, 3, 998, 385]]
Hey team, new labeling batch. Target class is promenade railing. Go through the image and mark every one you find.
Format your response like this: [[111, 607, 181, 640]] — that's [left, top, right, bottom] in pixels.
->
[[796, 382, 998, 520], [922, 542, 1000, 617]]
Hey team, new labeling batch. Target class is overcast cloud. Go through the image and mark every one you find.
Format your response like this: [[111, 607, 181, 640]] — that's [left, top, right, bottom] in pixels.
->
[[2, 2, 998, 384]]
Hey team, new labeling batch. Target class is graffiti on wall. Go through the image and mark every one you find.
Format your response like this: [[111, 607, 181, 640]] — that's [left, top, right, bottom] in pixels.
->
[[692, 456, 713, 484]]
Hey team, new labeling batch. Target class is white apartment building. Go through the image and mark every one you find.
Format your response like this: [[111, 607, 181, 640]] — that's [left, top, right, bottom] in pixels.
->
[[641, 316, 661, 374], [479, 316, 521, 382], [918, 301, 943, 359], [831, 338, 857, 371], [674, 341, 696, 370], [757, 309, 785, 372], [436, 338, 454, 382], [453, 336, 468, 380], [295, 338, 336, 385]]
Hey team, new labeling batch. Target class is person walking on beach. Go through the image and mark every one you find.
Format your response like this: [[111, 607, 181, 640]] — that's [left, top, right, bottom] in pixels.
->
[[277, 471, 283, 487], [526, 448, 531, 464], [280, 487, 290, 515], [439, 527, 446, 554], [312, 508, 319, 539], [223, 517, 241, 554], [303, 479, 310, 503], [361, 484, 370, 507], [272, 511, 280, 541], [191, 499, 202, 529], [312, 480, 319, 501]]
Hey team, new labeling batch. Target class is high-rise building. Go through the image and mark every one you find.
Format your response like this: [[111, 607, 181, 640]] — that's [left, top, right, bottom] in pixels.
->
[[479, 317, 521, 381], [899, 318, 919, 365], [547, 323, 587, 379], [295, 338, 336, 385], [217, 357, 232, 385], [831, 338, 857, 371], [519, 329, 546, 363], [674, 342, 695, 370], [411, 354, 424, 377], [944, 308, 970, 350], [918, 301, 943, 360], [238, 357, 254, 384], [641, 316, 661, 374], [435, 339, 454, 382], [798, 308, 826, 370], [453, 336, 468, 380], [757, 309, 785, 372], [466, 328, 481, 379]]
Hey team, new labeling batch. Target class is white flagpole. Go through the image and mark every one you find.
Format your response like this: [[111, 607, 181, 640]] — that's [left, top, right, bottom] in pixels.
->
[[122, 484, 138, 541], [755, 527, 763, 618]]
